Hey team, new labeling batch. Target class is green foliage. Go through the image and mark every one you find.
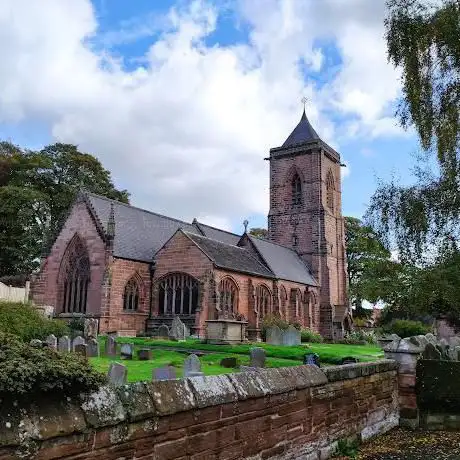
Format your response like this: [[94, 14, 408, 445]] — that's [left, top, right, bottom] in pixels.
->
[[333, 437, 359, 458], [68, 315, 85, 333], [0, 301, 69, 342], [0, 141, 129, 276], [345, 330, 378, 345], [248, 227, 268, 239], [0, 332, 105, 399], [345, 217, 395, 313], [300, 328, 323, 343], [381, 319, 431, 338]]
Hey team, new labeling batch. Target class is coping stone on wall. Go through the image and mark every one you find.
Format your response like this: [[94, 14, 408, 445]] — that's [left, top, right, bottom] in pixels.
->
[[277, 365, 328, 389], [324, 360, 398, 383], [146, 379, 196, 416], [187, 375, 238, 408], [116, 382, 157, 422], [80, 386, 127, 428]]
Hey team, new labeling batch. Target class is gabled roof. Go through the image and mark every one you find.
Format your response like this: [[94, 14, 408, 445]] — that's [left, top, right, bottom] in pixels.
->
[[192, 220, 240, 246], [245, 235, 318, 286], [83, 192, 240, 262], [281, 109, 320, 148], [184, 232, 274, 278]]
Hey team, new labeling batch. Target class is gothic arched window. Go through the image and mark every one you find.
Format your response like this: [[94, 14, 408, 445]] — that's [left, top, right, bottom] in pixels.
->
[[292, 174, 302, 206], [158, 273, 199, 315], [279, 285, 288, 320], [326, 170, 335, 210], [60, 235, 90, 314], [219, 277, 238, 316], [123, 277, 139, 311], [256, 284, 271, 319]]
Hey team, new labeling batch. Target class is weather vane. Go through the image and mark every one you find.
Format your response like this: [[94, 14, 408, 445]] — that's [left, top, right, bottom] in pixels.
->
[[301, 96, 308, 110]]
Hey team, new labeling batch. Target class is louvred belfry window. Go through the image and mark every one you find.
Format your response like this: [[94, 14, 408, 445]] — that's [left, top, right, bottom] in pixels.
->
[[292, 174, 302, 206], [326, 169, 335, 210], [158, 273, 199, 315]]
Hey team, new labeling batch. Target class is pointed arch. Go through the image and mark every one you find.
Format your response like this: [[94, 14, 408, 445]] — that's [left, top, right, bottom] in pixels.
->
[[58, 233, 91, 314], [292, 174, 302, 206], [123, 273, 143, 311], [218, 276, 239, 317], [255, 284, 272, 320], [157, 272, 199, 315], [279, 284, 288, 320], [326, 169, 335, 210]]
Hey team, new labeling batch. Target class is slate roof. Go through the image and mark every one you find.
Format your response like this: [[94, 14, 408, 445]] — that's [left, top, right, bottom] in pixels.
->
[[185, 232, 274, 278], [247, 235, 318, 286], [281, 109, 320, 148], [84, 192, 240, 262], [193, 221, 240, 246]]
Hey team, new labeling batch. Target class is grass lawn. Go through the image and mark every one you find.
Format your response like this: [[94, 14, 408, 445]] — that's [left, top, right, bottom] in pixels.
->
[[90, 349, 301, 381], [106, 337, 383, 365]]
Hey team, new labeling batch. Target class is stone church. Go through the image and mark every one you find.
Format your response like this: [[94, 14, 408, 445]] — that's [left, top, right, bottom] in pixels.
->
[[31, 110, 350, 340]]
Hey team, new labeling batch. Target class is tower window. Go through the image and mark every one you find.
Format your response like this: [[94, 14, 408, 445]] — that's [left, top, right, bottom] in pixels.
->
[[326, 170, 335, 210], [292, 174, 302, 206]]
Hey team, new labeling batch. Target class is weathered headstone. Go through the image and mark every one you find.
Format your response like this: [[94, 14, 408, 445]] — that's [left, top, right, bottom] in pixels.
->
[[266, 326, 283, 345], [29, 339, 43, 348], [107, 363, 127, 387], [220, 357, 238, 368], [45, 334, 57, 350], [58, 335, 71, 353], [74, 343, 87, 357], [105, 335, 117, 357], [425, 333, 437, 345], [304, 353, 320, 367], [449, 336, 460, 348], [423, 343, 442, 360], [282, 326, 301, 346], [87, 338, 99, 357], [249, 347, 266, 368], [170, 317, 187, 341], [153, 366, 177, 381], [137, 349, 152, 361], [120, 343, 134, 360], [183, 354, 203, 377], [157, 324, 170, 339], [84, 318, 98, 339], [340, 356, 358, 365], [72, 336, 86, 351]]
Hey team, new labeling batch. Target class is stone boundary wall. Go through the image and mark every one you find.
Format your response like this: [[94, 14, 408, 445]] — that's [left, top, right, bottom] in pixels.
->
[[0, 361, 398, 460]]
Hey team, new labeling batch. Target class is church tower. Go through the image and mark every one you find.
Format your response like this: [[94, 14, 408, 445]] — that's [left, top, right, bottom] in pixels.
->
[[267, 108, 348, 339]]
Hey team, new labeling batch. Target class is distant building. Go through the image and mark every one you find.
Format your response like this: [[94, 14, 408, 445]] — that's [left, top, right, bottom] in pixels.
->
[[31, 109, 350, 339]]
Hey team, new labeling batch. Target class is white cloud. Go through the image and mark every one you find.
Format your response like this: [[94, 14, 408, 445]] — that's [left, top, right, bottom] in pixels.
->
[[0, 0, 403, 227]]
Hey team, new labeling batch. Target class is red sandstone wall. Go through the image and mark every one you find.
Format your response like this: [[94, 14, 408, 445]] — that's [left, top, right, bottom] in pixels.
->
[[0, 361, 399, 460], [99, 258, 151, 334], [30, 201, 107, 316]]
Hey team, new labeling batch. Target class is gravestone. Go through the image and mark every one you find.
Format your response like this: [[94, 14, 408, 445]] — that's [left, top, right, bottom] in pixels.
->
[[105, 335, 117, 357], [282, 326, 301, 346], [170, 316, 187, 341], [87, 338, 99, 357], [74, 343, 87, 357], [340, 356, 358, 365], [137, 349, 152, 361], [220, 357, 238, 368], [423, 343, 442, 360], [153, 366, 177, 381], [108, 363, 127, 387], [120, 343, 134, 360], [58, 336, 71, 353], [29, 339, 42, 348], [425, 333, 437, 345], [304, 353, 320, 367], [72, 336, 86, 351], [45, 334, 57, 350], [84, 318, 98, 339], [266, 326, 283, 345], [183, 354, 204, 377], [249, 347, 266, 368], [449, 336, 460, 348], [157, 324, 170, 339]]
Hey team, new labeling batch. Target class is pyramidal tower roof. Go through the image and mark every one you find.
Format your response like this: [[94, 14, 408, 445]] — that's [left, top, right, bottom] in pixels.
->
[[281, 109, 320, 148]]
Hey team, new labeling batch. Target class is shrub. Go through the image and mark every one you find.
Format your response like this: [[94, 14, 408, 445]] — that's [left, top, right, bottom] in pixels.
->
[[0, 332, 106, 399], [0, 301, 69, 342], [261, 314, 290, 340], [342, 330, 378, 345], [353, 317, 368, 328], [68, 315, 85, 336], [301, 328, 323, 343], [380, 319, 431, 338]]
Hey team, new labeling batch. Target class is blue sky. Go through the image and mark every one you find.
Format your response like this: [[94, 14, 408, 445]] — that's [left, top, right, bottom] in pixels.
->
[[0, 0, 420, 234]]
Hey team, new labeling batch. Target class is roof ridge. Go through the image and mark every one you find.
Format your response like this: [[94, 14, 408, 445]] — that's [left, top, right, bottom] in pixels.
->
[[195, 220, 240, 237], [184, 231, 246, 250], [85, 191, 194, 227]]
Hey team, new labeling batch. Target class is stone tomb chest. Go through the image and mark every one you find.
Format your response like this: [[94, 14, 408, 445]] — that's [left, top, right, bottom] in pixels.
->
[[205, 319, 247, 344]]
